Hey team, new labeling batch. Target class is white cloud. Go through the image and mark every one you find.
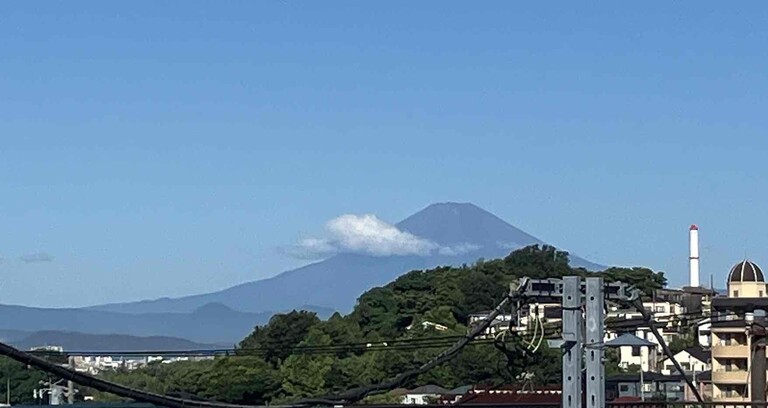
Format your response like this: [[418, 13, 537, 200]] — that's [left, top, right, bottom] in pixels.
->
[[325, 214, 437, 256], [287, 213, 485, 259], [283, 237, 338, 260]]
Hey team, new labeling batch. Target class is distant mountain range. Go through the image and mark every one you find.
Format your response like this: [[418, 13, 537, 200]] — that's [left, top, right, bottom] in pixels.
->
[[89, 203, 604, 315], [0, 202, 605, 347], [0, 303, 334, 345], [7, 330, 218, 352]]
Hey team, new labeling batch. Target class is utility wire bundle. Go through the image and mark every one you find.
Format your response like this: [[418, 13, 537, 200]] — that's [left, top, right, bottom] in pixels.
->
[[0, 280, 726, 408]]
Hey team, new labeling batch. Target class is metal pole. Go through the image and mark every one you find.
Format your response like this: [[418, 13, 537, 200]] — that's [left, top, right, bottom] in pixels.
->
[[585, 277, 604, 408], [562, 276, 582, 408]]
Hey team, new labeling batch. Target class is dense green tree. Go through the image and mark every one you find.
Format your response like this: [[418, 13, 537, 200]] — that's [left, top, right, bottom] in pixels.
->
[[279, 331, 335, 399], [0, 356, 48, 404], [239, 310, 320, 365], [352, 287, 401, 337], [599, 267, 667, 298], [503, 245, 571, 279], [204, 357, 278, 403]]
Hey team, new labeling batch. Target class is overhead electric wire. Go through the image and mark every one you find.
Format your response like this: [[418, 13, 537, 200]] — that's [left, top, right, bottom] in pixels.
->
[[293, 283, 527, 406], [0, 283, 528, 408], [28, 336, 499, 357], [622, 297, 705, 404], [27, 309, 728, 358], [0, 340, 269, 408], [2, 282, 730, 408]]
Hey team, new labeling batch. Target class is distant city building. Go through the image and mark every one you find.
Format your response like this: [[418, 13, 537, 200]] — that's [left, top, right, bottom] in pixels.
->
[[72, 355, 213, 374], [30, 345, 64, 353]]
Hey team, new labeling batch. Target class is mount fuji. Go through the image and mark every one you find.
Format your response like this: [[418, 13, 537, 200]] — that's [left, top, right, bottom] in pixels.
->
[[89, 203, 604, 315]]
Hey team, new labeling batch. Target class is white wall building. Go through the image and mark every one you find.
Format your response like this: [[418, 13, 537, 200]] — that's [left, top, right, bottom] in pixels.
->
[[661, 347, 710, 375]]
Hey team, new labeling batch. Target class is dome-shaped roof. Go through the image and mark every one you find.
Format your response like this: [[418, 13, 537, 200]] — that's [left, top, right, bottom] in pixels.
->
[[729, 260, 765, 283]]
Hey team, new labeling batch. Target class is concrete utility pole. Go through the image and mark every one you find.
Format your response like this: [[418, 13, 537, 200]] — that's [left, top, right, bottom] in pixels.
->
[[585, 278, 605, 408], [751, 310, 766, 402], [561, 276, 583, 408]]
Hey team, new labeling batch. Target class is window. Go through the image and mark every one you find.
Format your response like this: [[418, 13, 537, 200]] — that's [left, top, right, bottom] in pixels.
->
[[734, 290, 739, 297], [761, 291, 764, 297], [632, 346, 641, 356], [619, 385, 629, 392], [654, 306, 665, 313]]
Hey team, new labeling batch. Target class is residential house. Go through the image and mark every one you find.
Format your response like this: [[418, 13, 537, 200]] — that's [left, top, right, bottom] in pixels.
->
[[698, 317, 711, 348], [605, 333, 658, 372], [660, 346, 710, 375], [606, 372, 687, 401]]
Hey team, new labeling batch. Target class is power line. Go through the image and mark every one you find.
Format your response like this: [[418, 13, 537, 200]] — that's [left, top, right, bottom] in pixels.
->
[[25, 309, 727, 358], [0, 285, 527, 408]]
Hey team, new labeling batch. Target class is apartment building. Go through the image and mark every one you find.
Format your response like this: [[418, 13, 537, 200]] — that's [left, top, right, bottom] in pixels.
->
[[710, 260, 767, 402]]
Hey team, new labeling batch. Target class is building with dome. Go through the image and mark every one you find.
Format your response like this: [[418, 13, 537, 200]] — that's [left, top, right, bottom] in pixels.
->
[[727, 260, 766, 298], [710, 260, 768, 402]]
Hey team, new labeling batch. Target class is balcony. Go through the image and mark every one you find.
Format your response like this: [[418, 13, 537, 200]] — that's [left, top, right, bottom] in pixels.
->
[[712, 344, 749, 358], [712, 370, 749, 384]]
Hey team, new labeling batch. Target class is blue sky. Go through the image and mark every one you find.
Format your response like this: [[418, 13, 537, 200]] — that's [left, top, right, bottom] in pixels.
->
[[1, 2, 766, 307]]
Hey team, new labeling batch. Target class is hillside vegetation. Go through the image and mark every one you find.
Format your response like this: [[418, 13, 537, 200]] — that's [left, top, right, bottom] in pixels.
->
[[3, 245, 666, 405]]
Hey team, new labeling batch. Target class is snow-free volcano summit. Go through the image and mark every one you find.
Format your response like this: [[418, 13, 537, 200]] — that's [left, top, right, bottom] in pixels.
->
[[89, 203, 604, 315]]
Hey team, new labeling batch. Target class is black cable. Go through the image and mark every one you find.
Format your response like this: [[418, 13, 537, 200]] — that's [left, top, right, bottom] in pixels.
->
[[294, 285, 527, 406], [0, 285, 527, 408], [623, 297, 705, 405], [0, 341, 270, 408], [28, 337, 494, 357], [4, 287, 727, 408]]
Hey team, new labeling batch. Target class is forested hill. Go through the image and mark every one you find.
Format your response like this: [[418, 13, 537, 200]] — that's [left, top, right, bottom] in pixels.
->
[[87, 245, 666, 406], [347, 245, 665, 338]]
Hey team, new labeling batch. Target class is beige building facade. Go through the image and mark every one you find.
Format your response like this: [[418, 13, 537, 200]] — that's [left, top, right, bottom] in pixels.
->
[[711, 260, 767, 402]]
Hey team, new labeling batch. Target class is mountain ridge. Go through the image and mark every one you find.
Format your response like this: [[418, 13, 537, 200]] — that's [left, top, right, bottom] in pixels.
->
[[86, 202, 604, 315], [12, 330, 219, 352], [0, 302, 333, 344]]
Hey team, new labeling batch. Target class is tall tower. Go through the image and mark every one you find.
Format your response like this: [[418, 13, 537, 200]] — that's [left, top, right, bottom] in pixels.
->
[[689, 224, 700, 287]]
